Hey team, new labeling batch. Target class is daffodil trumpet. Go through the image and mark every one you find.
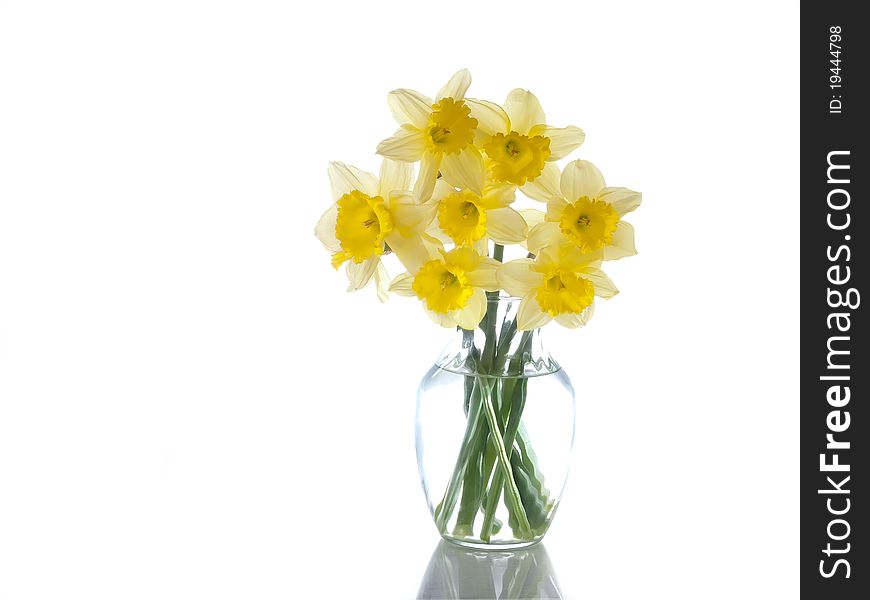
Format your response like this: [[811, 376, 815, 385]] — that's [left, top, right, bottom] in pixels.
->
[[314, 70, 641, 546]]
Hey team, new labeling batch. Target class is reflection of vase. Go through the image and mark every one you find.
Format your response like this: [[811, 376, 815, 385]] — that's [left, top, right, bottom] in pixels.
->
[[416, 296, 577, 549], [417, 540, 562, 599]]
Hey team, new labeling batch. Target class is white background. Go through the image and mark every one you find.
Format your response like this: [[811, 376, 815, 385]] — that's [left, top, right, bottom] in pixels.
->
[[0, 1, 799, 598]]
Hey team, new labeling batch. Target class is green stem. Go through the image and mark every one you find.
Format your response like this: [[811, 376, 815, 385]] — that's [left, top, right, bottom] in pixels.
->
[[479, 377, 532, 539], [480, 378, 526, 541], [516, 424, 551, 507], [434, 378, 484, 531], [479, 331, 532, 541]]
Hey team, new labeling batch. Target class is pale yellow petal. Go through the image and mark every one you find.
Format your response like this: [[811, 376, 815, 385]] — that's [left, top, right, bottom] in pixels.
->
[[328, 162, 379, 200], [583, 268, 619, 298], [437, 69, 472, 100], [537, 241, 602, 272], [387, 89, 433, 128], [425, 307, 459, 328], [431, 178, 457, 203], [498, 259, 543, 297], [560, 160, 606, 202], [519, 208, 546, 230], [599, 187, 642, 216], [388, 271, 416, 297], [413, 152, 440, 204], [379, 159, 413, 197], [517, 292, 553, 331], [465, 99, 510, 136], [388, 194, 437, 237], [373, 261, 390, 303], [603, 221, 637, 261], [551, 242, 602, 271], [376, 126, 427, 162], [440, 147, 484, 194], [467, 257, 500, 291], [545, 197, 569, 221], [389, 231, 442, 273], [454, 289, 486, 329], [554, 303, 595, 328], [345, 256, 378, 291], [486, 207, 528, 244], [314, 204, 340, 252], [480, 183, 516, 209], [526, 221, 564, 254], [520, 162, 562, 203], [538, 125, 585, 161], [504, 89, 545, 135], [424, 218, 453, 245]]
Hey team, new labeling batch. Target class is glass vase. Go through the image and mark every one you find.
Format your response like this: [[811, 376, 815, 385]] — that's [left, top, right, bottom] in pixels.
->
[[416, 295, 578, 549]]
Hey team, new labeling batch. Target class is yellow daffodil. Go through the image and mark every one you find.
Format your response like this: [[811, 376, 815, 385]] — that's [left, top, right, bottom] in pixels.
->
[[389, 244, 500, 329], [315, 159, 436, 300], [376, 70, 500, 205], [424, 149, 526, 249], [498, 242, 618, 330], [475, 89, 585, 187], [523, 160, 641, 260]]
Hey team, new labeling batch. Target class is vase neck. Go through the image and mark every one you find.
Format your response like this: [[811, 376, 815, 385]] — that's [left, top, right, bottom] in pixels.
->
[[434, 296, 559, 377]]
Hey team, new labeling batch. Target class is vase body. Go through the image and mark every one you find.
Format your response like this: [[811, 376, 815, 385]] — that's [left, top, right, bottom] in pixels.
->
[[416, 296, 577, 549]]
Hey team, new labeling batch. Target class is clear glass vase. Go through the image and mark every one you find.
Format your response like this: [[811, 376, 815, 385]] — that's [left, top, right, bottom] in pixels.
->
[[416, 295, 578, 549]]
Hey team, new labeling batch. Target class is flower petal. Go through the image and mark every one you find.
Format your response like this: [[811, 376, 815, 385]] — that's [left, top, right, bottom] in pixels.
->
[[314, 204, 340, 252], [388, 271, 416, 297], [526, 221, 564, 254], [517, 292, 553, 331], [498, 259, 543, 297], [520, 162, 562, 203], [345, 256, 378, 291], [455, 289, 486, 329], [413, 152, 441, 204], [373, 261, 390, 303], [431, 178, 456, 203], [328, 162, 379, 200], [465, 99, 510, 136], [600, 187, 642, 216], [437, 69, 472, 100], [376, 126, 427, 162], [560, 159, 606, 202], [389, 232, 442, 273], [425, 307, 459, 328], [467, 257, 500, 291], [603, 221, 637, 261], [387, 89, 433, 128], [545, 197, 569, 221], [388, 194, 437, 237], [583, 268, 619, 298], [539, 125, 585, 160], [519, 208, 545, 230], [554, 303, 594, 328], [480, 183, 516, 209], [487, 207, 528, 244], [504, 89, 546, 135], [440, 147, 484, 194], [379, 158, 413, 197]]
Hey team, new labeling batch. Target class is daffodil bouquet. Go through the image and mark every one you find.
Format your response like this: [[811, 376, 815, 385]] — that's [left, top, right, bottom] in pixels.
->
[[315, 70, 641, 547]]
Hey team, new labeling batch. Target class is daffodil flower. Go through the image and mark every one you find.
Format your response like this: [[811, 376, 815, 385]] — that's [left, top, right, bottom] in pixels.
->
[[523, 160, 641, 260], [376, 69, 498, 205], [424, 148, 527, 250], [473, 89, 585, 187], [497, 242, 618, 330], [315, 160, 436, 301], [389, 244, 500, 329]]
